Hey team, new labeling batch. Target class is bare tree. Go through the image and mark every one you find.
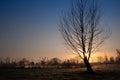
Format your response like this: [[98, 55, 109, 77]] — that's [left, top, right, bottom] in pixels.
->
[[59, 0, 109, 73], [40, 57, 48, 68], [48, 57, 61, 68], [109, 57, 114, 63], [97, 56, 104, 63], [104, 55, 108, 65], [18, 58, 29, 68], [116, 49, 120, 63]]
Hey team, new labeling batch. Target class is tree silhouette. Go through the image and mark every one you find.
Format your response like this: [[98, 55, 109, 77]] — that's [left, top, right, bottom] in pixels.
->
[[104, 55, 108, 65], [116, 49, 120, 63], [40, 57, 48, 68], [97, 56, 104, 63], [18, 58, 29, 68], [48, 57, 61, 68], [59, 0, 109, 73], [109, 57, 114, 63]]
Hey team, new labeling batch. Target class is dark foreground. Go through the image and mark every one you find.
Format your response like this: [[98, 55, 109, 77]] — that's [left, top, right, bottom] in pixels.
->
[[0, 64, 120, 80]]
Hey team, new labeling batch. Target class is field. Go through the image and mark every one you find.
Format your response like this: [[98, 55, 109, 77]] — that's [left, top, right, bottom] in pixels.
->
[[0, 64, 120, 80]]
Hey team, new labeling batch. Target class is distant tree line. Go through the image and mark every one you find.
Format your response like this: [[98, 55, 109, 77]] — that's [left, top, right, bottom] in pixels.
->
[[0, 49, 120, 69], [0, 56, 118, 69], [97, 56, 118, 64], [0, 57, 84, 69], [97, 49, 120, 64]]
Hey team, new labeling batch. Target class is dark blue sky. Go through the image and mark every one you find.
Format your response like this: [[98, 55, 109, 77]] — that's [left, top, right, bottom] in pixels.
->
[[0, 0, 120, 60]]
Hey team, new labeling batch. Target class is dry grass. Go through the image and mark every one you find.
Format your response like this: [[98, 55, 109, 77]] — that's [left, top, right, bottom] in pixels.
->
[[0, 64, 120, 80]]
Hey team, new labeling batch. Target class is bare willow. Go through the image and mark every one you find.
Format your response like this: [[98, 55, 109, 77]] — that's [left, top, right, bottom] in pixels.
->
[[59, 0, 109, 72]]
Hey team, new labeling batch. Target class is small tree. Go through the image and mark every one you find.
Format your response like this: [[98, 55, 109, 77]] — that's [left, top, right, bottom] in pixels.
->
[[48, 57, 61, 68], [116, 49, 120, 63], [59, 0, 109, 73], [40, 57, 48, 68], [109, 57, 114, 63], [104, 55, 108, 65], [19, 58, 29, 68], [97, 56, 104, 63]]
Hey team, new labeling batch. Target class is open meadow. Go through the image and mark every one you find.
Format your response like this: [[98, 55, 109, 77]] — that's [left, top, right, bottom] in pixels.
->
[[0, 64, 120, 80]]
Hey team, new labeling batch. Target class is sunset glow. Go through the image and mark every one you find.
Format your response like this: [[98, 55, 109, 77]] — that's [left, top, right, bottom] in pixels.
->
[[0, 0, 120, 62]]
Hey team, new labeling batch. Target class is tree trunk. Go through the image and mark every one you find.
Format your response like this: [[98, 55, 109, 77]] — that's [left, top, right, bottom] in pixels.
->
[[83, 57, 93, 73]]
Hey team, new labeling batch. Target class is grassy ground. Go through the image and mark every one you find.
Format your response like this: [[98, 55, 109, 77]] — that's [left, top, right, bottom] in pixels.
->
[[0, 64, 120, 80]]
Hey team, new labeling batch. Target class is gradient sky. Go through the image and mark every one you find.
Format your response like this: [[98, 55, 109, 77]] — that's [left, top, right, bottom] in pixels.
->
[[0, 0, 120, 60]]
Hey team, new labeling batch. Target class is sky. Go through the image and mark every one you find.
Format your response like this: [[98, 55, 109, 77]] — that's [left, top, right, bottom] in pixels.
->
[[0, 0, 120, 61]]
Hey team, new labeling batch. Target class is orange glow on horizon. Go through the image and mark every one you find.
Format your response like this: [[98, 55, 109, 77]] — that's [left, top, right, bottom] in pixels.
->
[[65, 51, 117, 63]]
